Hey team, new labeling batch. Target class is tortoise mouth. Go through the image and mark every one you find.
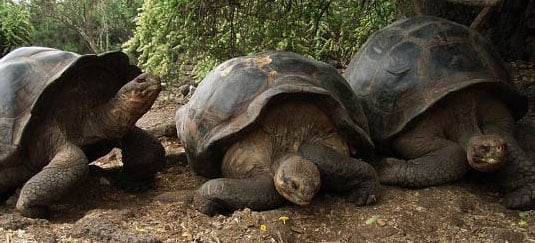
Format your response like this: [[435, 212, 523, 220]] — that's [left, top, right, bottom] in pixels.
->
[[119, 73, 162, 106], [472, 157, 498, 164], [125, 85, 161, 103], [274, 180, 314, 206], [290, 197, 312, 206], [467, 135, 507, 172]]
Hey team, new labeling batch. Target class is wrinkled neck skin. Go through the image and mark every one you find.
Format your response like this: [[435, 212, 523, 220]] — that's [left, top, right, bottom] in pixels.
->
[[448, 94, 483, 150], [83, 96, 148, 140], [273, 153, 321, 206], [442, 90, 512, 172], [81, 73, 160, 142]]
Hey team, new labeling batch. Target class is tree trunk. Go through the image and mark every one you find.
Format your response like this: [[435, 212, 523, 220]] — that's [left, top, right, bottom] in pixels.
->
[[77, 28, 101, 54], [411, 0, 481, 25], [470, 6, 496, 30], [409, 0, 534, 61], [489, 0, 534, 60]]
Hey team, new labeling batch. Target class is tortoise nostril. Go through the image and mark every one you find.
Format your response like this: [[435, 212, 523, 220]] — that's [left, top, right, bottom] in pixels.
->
[[290, 181, 299, 191]]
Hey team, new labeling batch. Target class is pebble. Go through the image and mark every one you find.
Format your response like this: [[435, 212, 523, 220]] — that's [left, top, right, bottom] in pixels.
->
[[377, 219, 387, 227]]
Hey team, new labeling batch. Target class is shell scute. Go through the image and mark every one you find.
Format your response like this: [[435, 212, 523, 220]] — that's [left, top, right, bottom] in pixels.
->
[[345, 16, 528, 142]]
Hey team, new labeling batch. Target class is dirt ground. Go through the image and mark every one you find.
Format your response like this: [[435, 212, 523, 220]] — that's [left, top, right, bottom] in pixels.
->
[[0, 61, 534, 243]]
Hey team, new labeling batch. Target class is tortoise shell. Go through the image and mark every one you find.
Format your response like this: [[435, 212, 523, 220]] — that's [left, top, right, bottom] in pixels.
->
[[0, 46, 141, 161], [176, 51, 374, 178], [344, 16, 528, 143]]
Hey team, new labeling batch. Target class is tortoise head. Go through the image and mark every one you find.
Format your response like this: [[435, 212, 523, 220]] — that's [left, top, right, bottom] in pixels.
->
[[274, 153, 321, 206], [115, 73, 161, 118], [467, 135, 507, 172]]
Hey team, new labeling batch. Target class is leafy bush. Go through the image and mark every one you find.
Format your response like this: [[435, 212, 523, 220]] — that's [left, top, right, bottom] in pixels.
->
[[124, 0, 397, 84], [28, 0, 143, 54], [0, 1, 34, 56]]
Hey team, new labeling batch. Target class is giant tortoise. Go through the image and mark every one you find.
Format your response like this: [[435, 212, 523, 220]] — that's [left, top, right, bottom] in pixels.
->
[[0, 47, 165, 218], [344, 16, 533, 209], [176, 51, 378, 215]]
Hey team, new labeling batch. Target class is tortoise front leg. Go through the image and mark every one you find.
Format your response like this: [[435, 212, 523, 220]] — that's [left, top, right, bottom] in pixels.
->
[[299, 143, 378, 205], [116, 126, 165, 192], [194, 175, 285, 216], [498, 138, 535, 210], [479, 102, 535, 210], [379, 131, 469, 188], [16, 143, 88, 218], [482, 125, 535, 210]]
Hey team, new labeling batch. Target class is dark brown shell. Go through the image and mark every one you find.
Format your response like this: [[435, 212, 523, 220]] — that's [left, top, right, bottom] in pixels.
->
[[344, 16, 528, 143], [0, 46, 141, 161], [176, 51, 373, 178]]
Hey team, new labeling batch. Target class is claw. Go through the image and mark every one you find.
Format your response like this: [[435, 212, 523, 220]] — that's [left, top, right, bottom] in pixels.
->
[[504, 187, 535, 210]]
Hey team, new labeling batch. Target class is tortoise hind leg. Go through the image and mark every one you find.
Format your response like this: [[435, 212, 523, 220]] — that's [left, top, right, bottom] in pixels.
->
[[379, 130, 469, 188], [194, 175, 285, 216], [299, 143, 378, 205], [16, 143, 88, 218], [116, 126, 165, 192]]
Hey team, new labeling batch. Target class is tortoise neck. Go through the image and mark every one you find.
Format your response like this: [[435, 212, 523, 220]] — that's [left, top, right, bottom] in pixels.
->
[[91, 97, 142, 137], [442, 92, 483, 150], [458, 131, 484, 151]]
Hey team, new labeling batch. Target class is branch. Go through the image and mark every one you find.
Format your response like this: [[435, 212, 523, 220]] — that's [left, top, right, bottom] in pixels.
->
[[314, 0, 332, 39], [470, 6, 496, 30], [444, 0, 501, 6]]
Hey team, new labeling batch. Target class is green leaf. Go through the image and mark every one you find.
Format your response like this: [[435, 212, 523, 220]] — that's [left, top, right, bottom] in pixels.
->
[[519, 211, 529, 219], [365, 215, 379, 225]]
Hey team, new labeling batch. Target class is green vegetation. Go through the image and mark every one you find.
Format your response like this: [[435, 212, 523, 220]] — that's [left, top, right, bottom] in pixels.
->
[[1, 0, 400, 85], [28, 0, 143, 53], [125, 0, 398, 83], [0, 0, 34, 56]]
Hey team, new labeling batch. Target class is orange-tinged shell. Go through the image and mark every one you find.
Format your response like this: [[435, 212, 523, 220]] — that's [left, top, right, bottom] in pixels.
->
[[176, 51, 373, 178]]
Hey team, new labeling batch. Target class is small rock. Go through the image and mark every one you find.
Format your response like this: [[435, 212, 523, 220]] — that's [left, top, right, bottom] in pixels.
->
[[165, 148, 188, 165], [99, 177, 111, 186], [70, 210, 160, 243], [291, 226, 304, 234], [153, 191, 194, 204], [211, 221, 224, 230], [0, 214, 48, 230], [377, 219, 387, 227]]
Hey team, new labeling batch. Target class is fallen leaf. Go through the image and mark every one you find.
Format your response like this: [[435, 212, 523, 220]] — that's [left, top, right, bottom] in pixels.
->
[[365, 215, 379, 225]]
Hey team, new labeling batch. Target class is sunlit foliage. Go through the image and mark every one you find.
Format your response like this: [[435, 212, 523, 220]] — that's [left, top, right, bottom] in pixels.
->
[[125, 0, 398, 84], [0, 0, 34, 56]]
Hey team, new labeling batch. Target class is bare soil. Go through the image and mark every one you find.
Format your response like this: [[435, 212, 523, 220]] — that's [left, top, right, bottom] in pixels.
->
[[0, 61, 534, 243]]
